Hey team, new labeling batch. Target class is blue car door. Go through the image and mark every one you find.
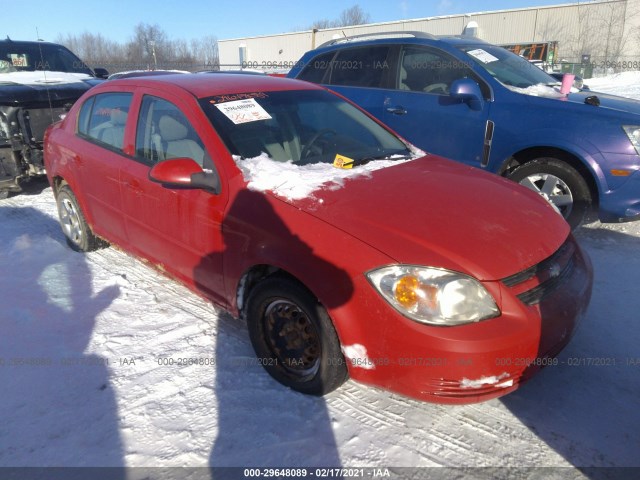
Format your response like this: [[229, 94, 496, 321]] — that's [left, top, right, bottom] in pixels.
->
[[382, 45, 492, 167]]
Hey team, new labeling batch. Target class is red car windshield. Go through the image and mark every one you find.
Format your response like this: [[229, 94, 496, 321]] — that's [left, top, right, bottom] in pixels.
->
[[199, 89, 411, 166]]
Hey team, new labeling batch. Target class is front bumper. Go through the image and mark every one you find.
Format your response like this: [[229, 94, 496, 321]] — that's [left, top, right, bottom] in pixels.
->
[[331, 235, 593, 404], [598, 161, 640, 223]]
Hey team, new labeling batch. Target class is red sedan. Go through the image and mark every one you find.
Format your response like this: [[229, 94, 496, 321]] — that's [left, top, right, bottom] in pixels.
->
[[44, 74, 593, 404]]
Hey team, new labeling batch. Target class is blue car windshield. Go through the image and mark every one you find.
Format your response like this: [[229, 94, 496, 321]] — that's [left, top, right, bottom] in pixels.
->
[[199, 89, 411, 166], [458, 45, 557, 89]]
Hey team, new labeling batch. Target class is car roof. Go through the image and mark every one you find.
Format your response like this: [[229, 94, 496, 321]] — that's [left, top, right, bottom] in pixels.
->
[[103, 73, 321, 98], [314, 33, 490, 52], [0, 39, 64, 48]]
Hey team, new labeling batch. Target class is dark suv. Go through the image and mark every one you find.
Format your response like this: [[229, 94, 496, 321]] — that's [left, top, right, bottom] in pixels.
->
[[0, 40, 108, 198], [289, 32, 640, 229]]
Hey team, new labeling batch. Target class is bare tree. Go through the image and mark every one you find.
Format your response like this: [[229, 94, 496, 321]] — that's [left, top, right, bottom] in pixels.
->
[[191, 35, 220, 70], [339, 5, 371, 26], [309, 4, 371, 29]]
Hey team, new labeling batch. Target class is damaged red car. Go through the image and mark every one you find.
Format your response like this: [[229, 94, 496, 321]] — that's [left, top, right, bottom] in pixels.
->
[[44, 74, 593, 404]]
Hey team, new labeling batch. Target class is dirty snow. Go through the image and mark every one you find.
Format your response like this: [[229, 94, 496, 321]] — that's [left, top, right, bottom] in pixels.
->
[[233, 153, 416, 201], [1, 73, 640, 477]]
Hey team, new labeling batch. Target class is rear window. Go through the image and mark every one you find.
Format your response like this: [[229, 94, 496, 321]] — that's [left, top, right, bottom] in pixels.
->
[[77, 93, 133, 151]]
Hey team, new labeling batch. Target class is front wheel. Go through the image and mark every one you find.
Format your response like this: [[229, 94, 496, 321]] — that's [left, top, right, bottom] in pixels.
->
[[508, 158, 592, 229], [56, 185, 106, 252], [246, 275, 348, 395]]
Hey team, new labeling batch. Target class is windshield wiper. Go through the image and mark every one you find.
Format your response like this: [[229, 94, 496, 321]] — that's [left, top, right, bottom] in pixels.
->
[[353, 153, 413, 166]]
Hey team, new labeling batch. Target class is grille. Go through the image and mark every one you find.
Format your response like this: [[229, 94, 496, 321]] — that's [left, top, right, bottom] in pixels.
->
[[502, 239, 576, 306]]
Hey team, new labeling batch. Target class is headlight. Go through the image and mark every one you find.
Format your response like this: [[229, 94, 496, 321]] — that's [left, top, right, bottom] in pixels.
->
[[366, 265, 499, 326], [623, 125, 640, 156]]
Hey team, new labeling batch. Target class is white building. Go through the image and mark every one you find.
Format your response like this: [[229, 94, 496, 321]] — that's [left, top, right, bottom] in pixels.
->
[[219, 0, 640, 73]]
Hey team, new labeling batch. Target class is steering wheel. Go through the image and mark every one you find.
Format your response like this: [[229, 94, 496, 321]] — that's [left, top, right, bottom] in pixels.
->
[[424, 83, 449, 94], [300, 129, 337, 160]]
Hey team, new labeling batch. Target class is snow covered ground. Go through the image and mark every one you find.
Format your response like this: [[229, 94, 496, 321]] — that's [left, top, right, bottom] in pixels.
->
[[2, 75, 640, 478]]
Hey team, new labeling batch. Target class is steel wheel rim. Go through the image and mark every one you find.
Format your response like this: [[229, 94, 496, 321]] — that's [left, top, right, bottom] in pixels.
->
[[519, 173, 573, 217], [263, 299, 321, 377], [59, 197, 83, 245]]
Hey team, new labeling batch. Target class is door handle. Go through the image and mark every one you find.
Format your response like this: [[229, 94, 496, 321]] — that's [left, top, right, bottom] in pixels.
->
[[386, 106, 407, 115]]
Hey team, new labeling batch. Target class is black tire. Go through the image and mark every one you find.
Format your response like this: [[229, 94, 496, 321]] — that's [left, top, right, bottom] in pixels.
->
[[56, 185, 105, 252], [508, 158, 592, 230], [246, 275, 348, 396]]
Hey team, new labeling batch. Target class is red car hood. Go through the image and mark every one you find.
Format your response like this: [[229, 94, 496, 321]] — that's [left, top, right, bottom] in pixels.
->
[[284, 156, 569, 281]]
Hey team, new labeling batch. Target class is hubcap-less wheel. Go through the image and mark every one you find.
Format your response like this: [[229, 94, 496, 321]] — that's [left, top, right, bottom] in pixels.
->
[[518, 173, 574, 217], [246, 276, 348, 395], [264, 299, 321, 378], [60, 197, 84, 246]]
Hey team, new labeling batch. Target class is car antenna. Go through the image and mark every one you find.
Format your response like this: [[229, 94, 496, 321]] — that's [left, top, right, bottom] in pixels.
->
[[35, 27, 55, 124]]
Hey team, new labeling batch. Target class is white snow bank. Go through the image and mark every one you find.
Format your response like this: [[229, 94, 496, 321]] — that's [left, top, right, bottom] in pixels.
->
[[233, 153, 417, 201], [0, 71, 93, 85], [588, 71, 640, 88]]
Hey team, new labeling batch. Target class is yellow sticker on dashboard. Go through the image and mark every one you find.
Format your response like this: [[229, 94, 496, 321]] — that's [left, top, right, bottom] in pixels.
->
[[333, 154, 354, 169]]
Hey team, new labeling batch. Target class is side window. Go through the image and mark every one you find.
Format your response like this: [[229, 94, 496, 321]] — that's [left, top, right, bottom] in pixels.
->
[[135, 95, 206, 166], [398, 46, 488, 97], [82, 92, 133, 150], [77, 97, 94, 135], [327, 46, 391, 88], [296, 51, 336, 84]]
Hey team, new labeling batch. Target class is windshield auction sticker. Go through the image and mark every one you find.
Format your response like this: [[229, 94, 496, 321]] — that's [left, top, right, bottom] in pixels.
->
[[333, 154, 354, 169], [467, 49, 499, 64], [215, 98, 272, 124]]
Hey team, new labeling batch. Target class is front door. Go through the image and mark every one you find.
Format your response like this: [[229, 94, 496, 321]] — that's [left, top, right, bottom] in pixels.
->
[[119, 91, 227, 304]]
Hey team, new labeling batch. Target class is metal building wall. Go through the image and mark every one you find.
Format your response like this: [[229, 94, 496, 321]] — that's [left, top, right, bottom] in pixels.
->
[[218, 0, 639, 70]]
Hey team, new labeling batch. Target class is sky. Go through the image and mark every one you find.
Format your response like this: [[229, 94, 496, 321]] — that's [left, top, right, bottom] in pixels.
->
[[4, 0, 577, 43]]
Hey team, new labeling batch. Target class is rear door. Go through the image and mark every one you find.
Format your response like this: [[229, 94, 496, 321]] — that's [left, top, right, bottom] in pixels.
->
[[119, 89, 228, 304], [73, 90, 133, 245]]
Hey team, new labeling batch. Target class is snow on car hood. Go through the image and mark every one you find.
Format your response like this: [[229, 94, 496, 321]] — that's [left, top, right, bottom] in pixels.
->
[[233, 152, 419, 201], [282, 156, 569, 281], [0, 71, 94, 86]]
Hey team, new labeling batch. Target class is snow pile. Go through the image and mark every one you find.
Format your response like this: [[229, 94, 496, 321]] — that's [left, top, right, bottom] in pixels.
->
[[233, 153, 417, 201], [588, 71, 640, 88], [587, 71, 640, 99]]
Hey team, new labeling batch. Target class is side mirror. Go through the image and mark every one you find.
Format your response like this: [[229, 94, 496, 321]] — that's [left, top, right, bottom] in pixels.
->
[[93, 67, 110, 79], [149, 158, 220, 194], [450, 78, 484, 111]]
